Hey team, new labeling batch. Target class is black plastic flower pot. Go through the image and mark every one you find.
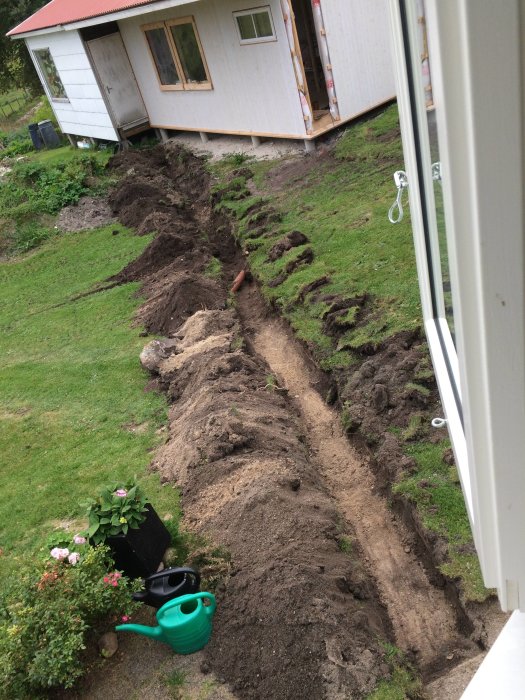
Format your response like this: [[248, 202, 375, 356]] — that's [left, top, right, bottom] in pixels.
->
[[105, 504, 171, 579]]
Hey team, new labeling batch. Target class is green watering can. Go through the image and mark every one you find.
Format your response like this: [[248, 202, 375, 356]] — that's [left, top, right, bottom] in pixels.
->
[[116, 592, 216, 654]]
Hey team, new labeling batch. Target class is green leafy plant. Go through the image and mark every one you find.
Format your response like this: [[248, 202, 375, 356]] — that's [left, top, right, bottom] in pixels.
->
[[0, 543, 140, 697], [84, 481, 149, 545]]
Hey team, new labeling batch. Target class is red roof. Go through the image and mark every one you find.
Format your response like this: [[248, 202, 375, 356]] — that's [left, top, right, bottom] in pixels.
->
[[8, 0, 160, 36]]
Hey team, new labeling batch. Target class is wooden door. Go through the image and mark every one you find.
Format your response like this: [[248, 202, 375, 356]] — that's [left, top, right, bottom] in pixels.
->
[[88, 33, 148, 129]]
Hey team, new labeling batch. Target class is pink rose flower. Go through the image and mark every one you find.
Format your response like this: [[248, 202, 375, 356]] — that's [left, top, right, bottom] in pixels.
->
[[121, 615, 130, 622], [68, 552, 80, 566], [50, 547, 69, 560], [73, 535, 86, 545], [114, 489, 127, 498]]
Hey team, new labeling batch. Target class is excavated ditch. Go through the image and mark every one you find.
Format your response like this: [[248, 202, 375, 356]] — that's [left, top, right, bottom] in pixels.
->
[[105, 144, 487, 697]]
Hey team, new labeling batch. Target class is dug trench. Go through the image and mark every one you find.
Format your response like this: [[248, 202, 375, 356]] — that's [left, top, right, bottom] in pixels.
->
[[100, 144, 488, 697]]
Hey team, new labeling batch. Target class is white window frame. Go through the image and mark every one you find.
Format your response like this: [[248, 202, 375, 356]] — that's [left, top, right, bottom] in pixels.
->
[[142, 16, 212, 91], [233, 6, 276, 45], [388, 0, 525, 614]]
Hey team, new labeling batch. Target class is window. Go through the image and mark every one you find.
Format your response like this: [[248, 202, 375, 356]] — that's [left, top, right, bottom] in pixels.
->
[[233, 7, 276, 44], [142, 17, 211, 90], [33, 48, 68, 100]]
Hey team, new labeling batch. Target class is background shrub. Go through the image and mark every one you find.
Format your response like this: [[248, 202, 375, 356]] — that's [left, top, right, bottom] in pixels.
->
[[0, 544, 140, 698]]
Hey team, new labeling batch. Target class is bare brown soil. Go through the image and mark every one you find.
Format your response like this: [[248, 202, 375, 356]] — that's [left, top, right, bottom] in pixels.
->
[[56, 196, 116, 232], [68, 142, 503, 698], [101, 145, 397, 699], [243, 308, 476, 671]]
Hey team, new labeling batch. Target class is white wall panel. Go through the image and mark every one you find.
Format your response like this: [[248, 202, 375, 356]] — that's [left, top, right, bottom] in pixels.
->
[[118, 0, 306, 137], [58, 122, 120, 141], [69, 98, 110, 114], [53, 53, 92, 71], [65, 84, 108, 100], [323, 0, 396, 120], [26, 30, 119, 141]]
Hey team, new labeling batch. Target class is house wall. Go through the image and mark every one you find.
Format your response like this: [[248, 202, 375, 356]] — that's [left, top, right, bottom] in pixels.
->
[[25, 31, 119, 141], [322, 0, 396, 121], [118, 0, 307, 137]]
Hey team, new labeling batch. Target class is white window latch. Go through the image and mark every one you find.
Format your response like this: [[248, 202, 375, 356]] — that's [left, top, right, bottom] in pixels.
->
[[388, 170, 409, 224]]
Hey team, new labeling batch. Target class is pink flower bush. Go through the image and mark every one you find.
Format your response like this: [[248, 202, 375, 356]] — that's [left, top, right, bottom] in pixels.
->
[[73, 535, 86, 545], [50, 547, 69, 561], [114, 489, 128, 498], [103, 571, 122, 587], [68, 552, 80, 566]]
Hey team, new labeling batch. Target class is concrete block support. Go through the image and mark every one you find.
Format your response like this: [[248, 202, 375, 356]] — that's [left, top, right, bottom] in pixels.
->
[[304, 139, 317, 154]]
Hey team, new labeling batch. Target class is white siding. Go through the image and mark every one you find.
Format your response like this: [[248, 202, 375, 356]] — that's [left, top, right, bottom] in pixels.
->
[[322, 0, 396, 121], [118, 0, 306, 137], [25, 31, 119, 141]]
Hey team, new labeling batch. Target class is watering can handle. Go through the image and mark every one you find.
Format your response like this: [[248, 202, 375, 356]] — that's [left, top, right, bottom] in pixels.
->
[[159, 591, 216, 616]]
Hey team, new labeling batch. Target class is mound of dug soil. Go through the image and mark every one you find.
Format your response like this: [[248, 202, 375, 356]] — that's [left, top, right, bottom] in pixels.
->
[[149, 310, 392, 699]]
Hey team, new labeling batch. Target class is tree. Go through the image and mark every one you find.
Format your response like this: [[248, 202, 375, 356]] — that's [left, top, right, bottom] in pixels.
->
[[0, 0, 49, 94]]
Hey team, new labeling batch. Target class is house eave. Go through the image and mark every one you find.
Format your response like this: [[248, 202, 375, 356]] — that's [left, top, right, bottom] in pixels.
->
[[10, 0, 202, 40]]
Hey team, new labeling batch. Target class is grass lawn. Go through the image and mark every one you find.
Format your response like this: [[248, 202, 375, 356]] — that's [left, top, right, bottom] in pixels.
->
[[0, 223, 178, 578]]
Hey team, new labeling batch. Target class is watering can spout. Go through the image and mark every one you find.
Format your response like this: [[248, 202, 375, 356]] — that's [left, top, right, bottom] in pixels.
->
[[116, 622, 163, 640]]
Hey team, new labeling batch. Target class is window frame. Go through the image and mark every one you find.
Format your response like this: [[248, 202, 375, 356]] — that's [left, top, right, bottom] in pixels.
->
[[32, 47, 69, 102], [389, 0, 525, 613], [233, 6, 277, 45], [142, 16, 212, 92]]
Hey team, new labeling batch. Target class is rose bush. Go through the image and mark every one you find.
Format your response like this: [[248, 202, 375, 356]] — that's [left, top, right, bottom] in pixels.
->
[[0, 543, 141, 698]]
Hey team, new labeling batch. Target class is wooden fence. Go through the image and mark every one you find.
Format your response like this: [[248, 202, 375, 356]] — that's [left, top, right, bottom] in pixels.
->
[[0, 90, 31, 119]]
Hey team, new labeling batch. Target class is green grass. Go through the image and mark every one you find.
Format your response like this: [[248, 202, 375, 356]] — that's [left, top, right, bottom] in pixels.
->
[[165, 668, 187, 698], [0, 223, 181, 579], [204, 256, 222, 279], [393, 441, 490, 602], [213, 106, 420, 368], [367, 644, 423, 700]]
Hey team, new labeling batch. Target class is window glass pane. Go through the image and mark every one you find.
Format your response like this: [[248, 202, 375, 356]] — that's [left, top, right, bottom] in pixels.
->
[[34, 49, 67, 99], [237, 15, 257, 40], [417, 26, 455, 341], [253, 11, 273, 38], [170, 23, 207, 83], [145, 28, 180, 85]]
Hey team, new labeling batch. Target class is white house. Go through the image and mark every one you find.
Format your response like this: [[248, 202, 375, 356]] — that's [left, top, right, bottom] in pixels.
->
[[8, 0, 395, 149]]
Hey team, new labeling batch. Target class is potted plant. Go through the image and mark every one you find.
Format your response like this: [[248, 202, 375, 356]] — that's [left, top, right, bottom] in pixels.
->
[[84, 481, 171, 578]]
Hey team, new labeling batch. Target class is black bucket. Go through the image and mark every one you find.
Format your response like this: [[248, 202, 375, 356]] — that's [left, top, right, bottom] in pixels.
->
[[38, 120, 61, 148], [28, 123, 44, 150]]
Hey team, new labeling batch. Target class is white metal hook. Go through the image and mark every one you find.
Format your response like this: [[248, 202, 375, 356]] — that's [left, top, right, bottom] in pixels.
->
[[388, 170, 408, 224], [431, 417, 448, 429]]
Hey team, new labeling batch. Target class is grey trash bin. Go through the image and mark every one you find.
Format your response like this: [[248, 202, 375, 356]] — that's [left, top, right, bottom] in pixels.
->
[[38, 120, 61, 148], [28, 123, 44, 150]]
